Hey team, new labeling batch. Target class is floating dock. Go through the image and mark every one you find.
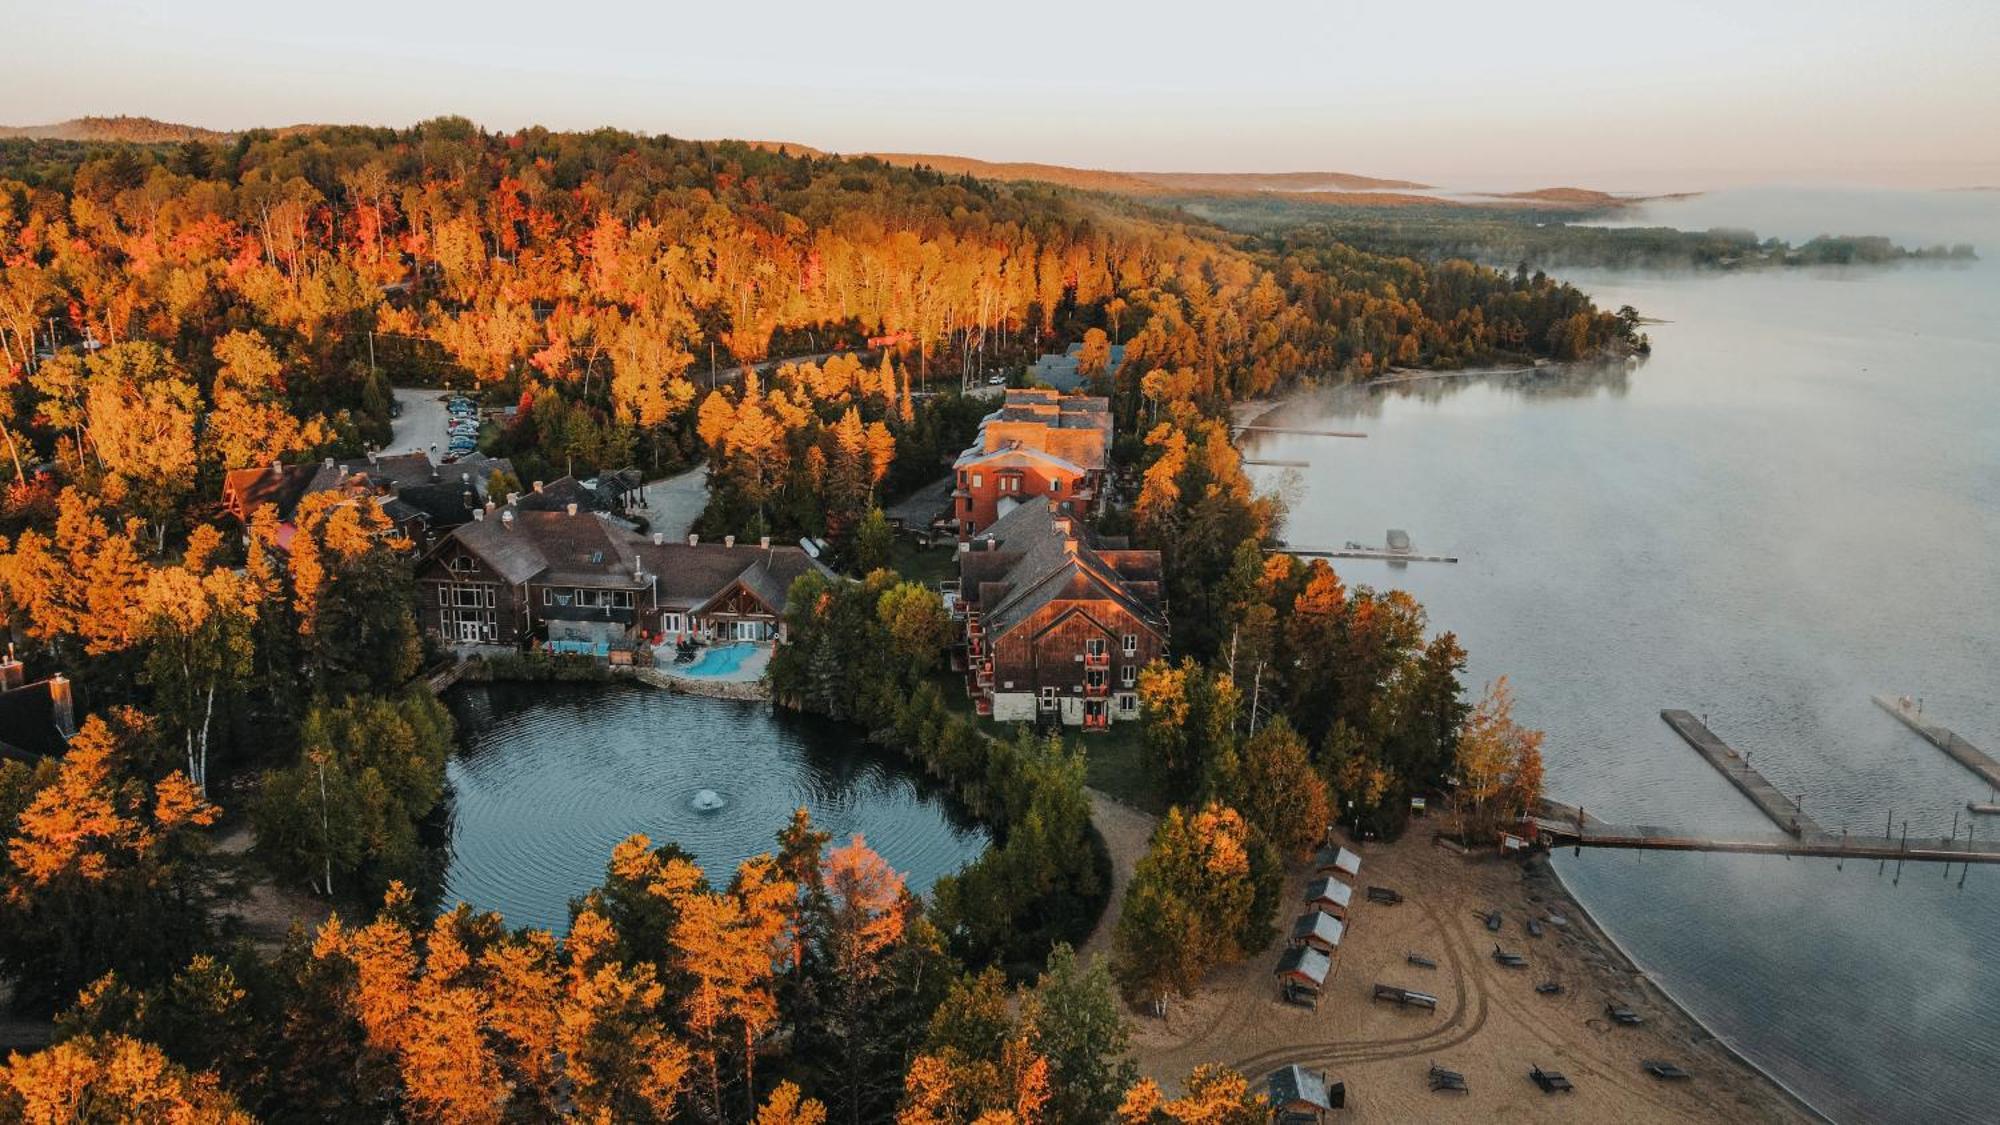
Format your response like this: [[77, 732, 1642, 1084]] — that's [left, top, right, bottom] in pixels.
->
[[1872, 695, 2000, 792], [1280, 546, 1459, 564], [1660, 710, 1821, 837], [1241, 458, 1312, 468], [1532, 800, 2000, 865]]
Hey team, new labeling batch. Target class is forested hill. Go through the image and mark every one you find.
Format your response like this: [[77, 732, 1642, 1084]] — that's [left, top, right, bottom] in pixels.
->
[[0, 115, 233, 143]]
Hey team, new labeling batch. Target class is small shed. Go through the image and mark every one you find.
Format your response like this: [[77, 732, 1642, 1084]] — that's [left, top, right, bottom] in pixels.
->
[[1290, 910, 1344, 955], [1386, 528, 1412, 553], [1304, 877, 1354, 918], [1313, 845, 1363, 880], [1275, 945, 1332, 1008], [1266, 1063, 1344, 1122]]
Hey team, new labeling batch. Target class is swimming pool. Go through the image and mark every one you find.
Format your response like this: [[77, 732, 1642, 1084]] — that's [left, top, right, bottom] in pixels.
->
[[678, 642, 763, 679]]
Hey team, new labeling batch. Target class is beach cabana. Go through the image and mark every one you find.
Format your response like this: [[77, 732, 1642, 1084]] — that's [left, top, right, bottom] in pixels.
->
[[1266, 1063, 1343, 1122], [1304, 877, 1353, 918], [1290, 910, 1344, 955], [1275, 946, 1332, 1008]]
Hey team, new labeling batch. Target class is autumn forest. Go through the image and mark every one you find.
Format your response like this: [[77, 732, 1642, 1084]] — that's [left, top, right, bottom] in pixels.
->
[[0, 119, 1630, 1121]]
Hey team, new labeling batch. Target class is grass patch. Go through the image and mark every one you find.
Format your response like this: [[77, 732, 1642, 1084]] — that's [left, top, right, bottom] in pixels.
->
[[926, 673, 1165, 813], [889, 537, 958, 587]]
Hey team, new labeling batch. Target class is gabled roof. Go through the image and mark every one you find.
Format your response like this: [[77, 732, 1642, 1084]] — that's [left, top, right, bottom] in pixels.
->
[[1275, 946, 1331, 986], [952, 442, 1089, 477], [1305, 878, 1354, 909], [429, 508, 642, 587], [962, 500, 1167, 642], [690, 547, 829, 618], [1267, 1064, 1334, 1110], [513, 475, 605, 514], [1290, 911, 1344, 949], [303, 451, 436, 496]]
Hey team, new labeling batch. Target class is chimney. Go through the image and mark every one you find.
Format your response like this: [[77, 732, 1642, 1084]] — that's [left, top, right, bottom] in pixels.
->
[[533, 480, 545, 493], [367, 449, 379, 464], [430, 465, 441, 482], [507, 492, 520, 505], [47, 674, 73, 735], [461, 472, 471, 485], [501, 510, 515, 526], [652, 533, 664, 545], [724, 535, 735, 549], [0, 647, 22, 692], [472, 508, 485, 521], [566, 502, 578, 517], [759, 535, 770, 550], [688, 534, 699, 547], [269, 461, 282, 476], [324, 456, 336, 469]]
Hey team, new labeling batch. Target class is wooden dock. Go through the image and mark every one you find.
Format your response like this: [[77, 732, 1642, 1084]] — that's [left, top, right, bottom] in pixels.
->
[[1232, 425, 1368, 439], [1532, 801, 2000, 865], [1872, 695, 2000, 792], [1242, 458, 1312, 468], [1278, 545, 1459, 564], [1660, 710, 1821, 837]]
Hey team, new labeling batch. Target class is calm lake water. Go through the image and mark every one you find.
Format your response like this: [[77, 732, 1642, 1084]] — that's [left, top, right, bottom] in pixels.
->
[[1245, 189, 2000, 1123], [440, 682, 989, 935]]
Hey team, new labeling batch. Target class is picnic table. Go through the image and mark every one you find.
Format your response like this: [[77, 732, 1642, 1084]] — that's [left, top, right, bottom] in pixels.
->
[[1428, 1063, 1468, 1093], [1530, 1065, 1574, 1093]]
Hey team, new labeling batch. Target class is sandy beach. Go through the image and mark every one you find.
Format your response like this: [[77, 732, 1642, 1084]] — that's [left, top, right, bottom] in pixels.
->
[[1080, 799, 1817, 1123]]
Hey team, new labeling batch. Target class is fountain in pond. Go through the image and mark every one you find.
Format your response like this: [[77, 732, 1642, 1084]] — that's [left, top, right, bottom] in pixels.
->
[[690, 788, 727, 813]]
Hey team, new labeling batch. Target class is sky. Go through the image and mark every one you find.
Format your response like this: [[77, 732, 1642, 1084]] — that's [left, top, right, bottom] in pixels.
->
[[5, 0, 1998, 191]]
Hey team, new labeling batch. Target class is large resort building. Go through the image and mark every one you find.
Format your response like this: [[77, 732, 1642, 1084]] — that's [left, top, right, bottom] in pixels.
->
[[415, 500, 826, 657], [954, 498, 1166, 729], [953, 388, 1112, 539]]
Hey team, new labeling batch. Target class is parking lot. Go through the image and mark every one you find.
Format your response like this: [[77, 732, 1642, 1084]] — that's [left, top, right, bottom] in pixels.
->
[[389, 387, 482, 460]]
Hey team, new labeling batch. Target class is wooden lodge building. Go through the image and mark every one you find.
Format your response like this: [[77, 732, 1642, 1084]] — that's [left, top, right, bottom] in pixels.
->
[[952, 389, 1112, 539], [415, 501, 826, 655], [222, 451, 522, 549], [954, 497, 1165, 729]]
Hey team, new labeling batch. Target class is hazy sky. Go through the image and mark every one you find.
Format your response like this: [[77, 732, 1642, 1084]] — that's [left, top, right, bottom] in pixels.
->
[[6, 0, 1997, 190]]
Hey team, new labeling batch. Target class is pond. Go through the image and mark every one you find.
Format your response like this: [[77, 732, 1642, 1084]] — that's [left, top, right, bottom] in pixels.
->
[[439, 681, 990, 934]]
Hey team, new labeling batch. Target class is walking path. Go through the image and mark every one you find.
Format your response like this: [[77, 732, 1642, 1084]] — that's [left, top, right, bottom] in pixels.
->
[[1079, 788, 1158, 965]]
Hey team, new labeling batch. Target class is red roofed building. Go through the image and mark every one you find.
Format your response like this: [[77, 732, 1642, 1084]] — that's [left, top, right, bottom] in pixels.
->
[[953, 389, 1112, 538]]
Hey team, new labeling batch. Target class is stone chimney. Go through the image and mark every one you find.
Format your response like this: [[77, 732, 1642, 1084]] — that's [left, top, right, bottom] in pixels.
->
[[501, 510, 515, 527], [533, 480, 545, 493], [324, 456, 336, 469], [688, 534, 700, 547], [269, 461, 283, 476], [724, 535, 735, 549], [0, 646, 22, 692], [507, 492, 520, 505], [47, 674, 73, 735], [652, 533, 665, 546], [472, 508, 485, 521], [566, 502, 578, 517]]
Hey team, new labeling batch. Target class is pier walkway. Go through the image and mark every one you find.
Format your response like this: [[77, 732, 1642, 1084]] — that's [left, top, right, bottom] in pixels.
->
[[1660, 710, 1821, 837], [1872, 695, 2000, 793], [1532, 800, 2000, 865]]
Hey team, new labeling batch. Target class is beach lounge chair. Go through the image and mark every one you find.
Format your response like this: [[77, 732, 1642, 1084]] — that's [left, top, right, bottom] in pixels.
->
[[1530, 1065, 1574, 1093], [1606, 1003, 1643, 1025], [1482, 909, 1502, 931], [1372, 984, 1438, 1010], [1366, 885, 1403, 905], [1492, 945, 1528, 968], [1406, 950, 1437, 970], [1536, 981, 1564, 996], [1428, 1063, 1468, 1093], [1642, 1059, 1691, 1081]]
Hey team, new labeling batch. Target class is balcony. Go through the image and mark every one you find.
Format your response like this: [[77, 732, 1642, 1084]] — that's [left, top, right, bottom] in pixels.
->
[[1084, 678, 1110, 697], [1084, 650, 1110, 668], [974, 696, 993, 717]]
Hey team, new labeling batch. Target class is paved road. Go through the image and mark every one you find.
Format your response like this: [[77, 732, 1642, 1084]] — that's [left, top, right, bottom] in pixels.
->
[[636, 462, 709, 541]]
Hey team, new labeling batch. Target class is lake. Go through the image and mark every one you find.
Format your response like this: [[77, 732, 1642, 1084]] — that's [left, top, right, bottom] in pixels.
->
[[439, 682, 990, 935], [1242, 188, 2000, 1123]]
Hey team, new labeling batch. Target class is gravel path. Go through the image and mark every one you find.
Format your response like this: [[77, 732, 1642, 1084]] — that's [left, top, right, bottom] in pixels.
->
[[1079, 788, 1158, 965]]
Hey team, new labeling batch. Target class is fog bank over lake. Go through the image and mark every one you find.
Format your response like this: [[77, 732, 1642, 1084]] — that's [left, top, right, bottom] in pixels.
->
[[1246, 189, 2000, 1122]]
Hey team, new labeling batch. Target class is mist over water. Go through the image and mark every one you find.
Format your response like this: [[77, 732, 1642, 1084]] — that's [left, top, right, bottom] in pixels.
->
[[1247, 189, 2000, 1122]]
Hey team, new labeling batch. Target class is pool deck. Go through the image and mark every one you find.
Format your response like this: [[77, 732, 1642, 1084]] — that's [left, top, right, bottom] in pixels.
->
[[632, 644, 773, 700]]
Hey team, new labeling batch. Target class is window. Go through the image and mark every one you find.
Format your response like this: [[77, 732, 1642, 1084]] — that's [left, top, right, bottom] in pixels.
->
[[1120, 665, 1137, 687], [1049, 479, 1060, 494], [1122, 633, 1138, 656], [1119, 694, 1137, 713], [972, 473, 983, 488], [1087, 669, 1106, 688], [961, 496, 972, 513], [1039, 687, 1058, 711], [663, 613, 685, 634], [543, 588, 553, 605], [1086, 638, 1107, 657], [437, 586, 448, 606], [957, 470, 967, 486]]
